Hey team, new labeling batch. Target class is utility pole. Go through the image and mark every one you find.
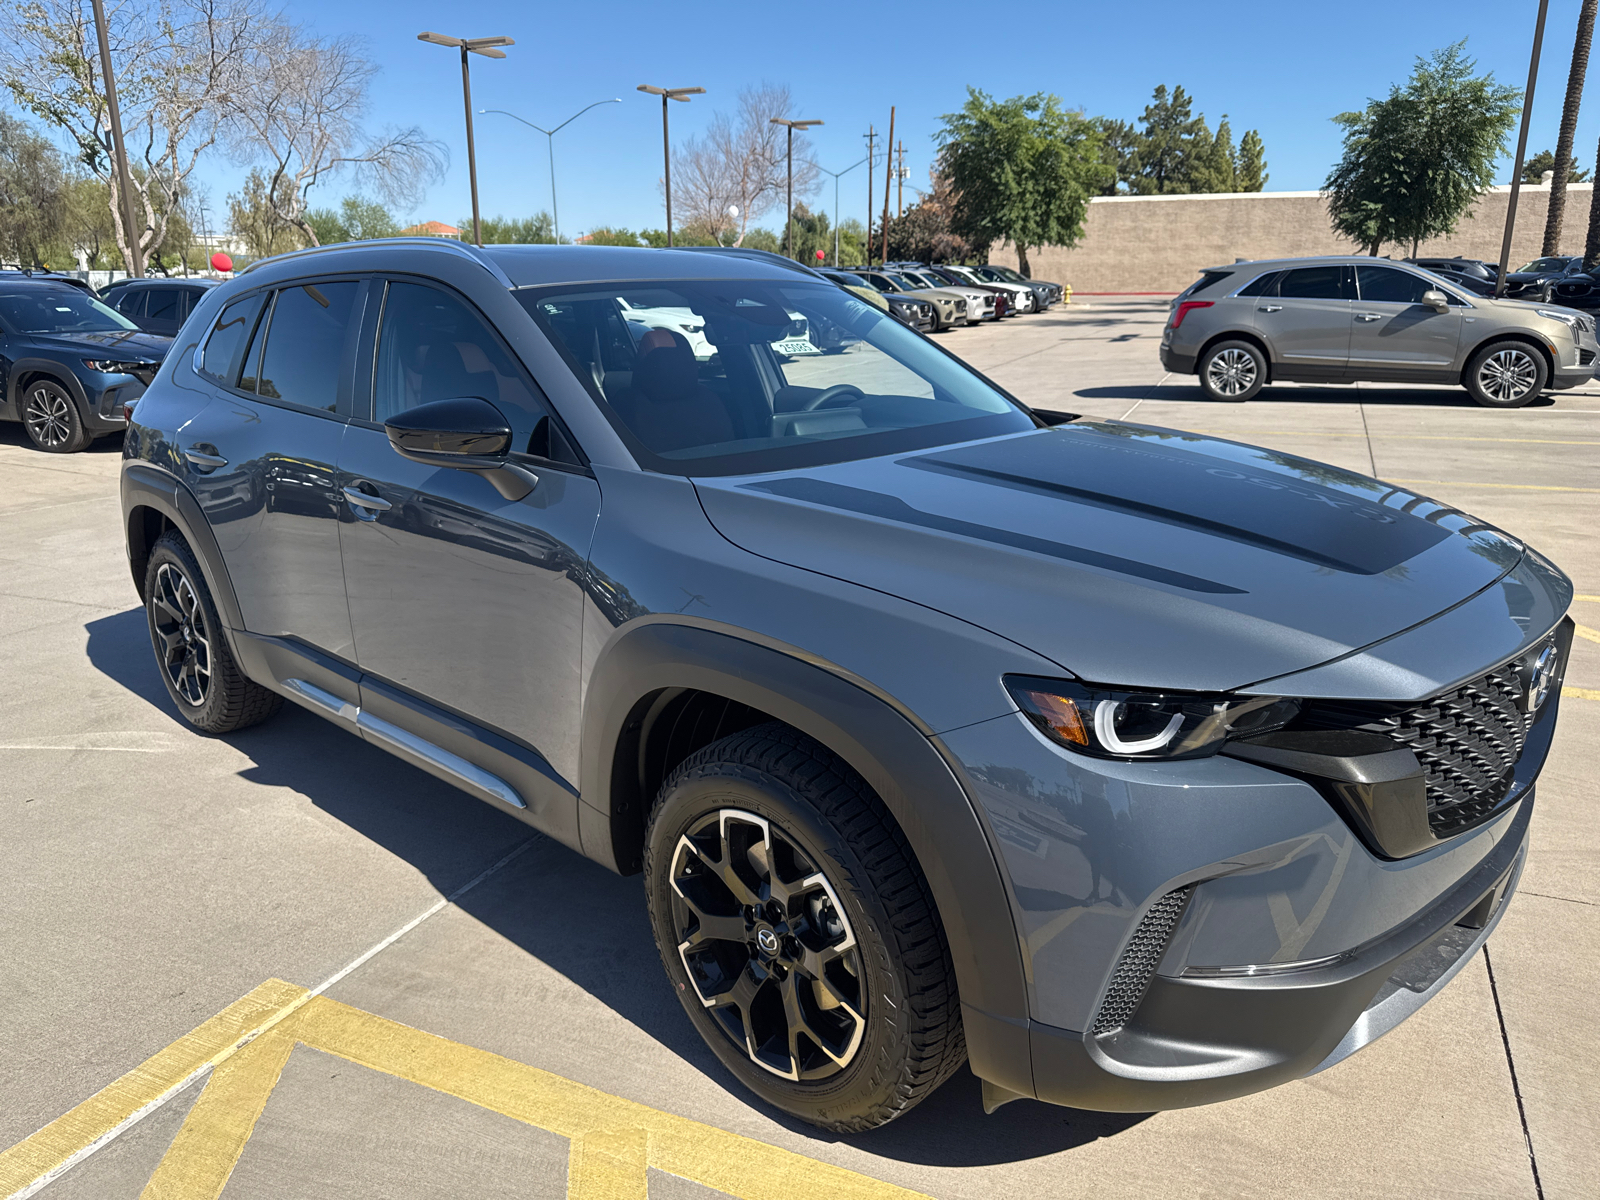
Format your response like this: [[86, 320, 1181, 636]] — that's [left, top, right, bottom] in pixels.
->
[[863, 125, 876, 265], [896, 141, 905, 217], [419, 33, 515, 248], [1497, 0, 1550, 297], [771, 117, 823, 258], [91, 0, 143, 277], [880, 107, 895, 265], [637, 85, 705, 246]]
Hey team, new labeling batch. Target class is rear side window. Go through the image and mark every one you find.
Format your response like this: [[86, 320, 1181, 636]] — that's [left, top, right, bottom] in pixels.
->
[[1179, 270, 1234, 299], [1356, 266, 1434, 304], [114, 289, 146, 317], [146, 289, 182, 322], [1276, 266, 1354, 300], [199, 295, 262, 383], [246, 281, 361, 413]]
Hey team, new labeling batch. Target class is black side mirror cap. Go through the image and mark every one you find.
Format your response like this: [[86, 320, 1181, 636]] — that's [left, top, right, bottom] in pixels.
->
[[383, 396, 537, 501]]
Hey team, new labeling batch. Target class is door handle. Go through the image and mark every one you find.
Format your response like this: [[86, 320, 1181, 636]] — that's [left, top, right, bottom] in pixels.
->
[[1356, 312, 1383, 322], [1257, 305, 1282, 313], [183, 445, 227, 471], [343, 486, 392, 513]]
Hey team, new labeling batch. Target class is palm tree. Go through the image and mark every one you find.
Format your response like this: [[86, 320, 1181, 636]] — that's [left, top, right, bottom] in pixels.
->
[[1550, 0, 1598, 255]]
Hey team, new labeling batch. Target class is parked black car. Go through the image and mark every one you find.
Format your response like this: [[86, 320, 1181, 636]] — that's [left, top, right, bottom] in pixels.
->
[[0, 269, 97, 295], [0, 279, 170, 452], [1542, 267, 1600, 312], [1499, 255, 1585, 301], [100, 278, 221, 337], [1407, 257, 1499, 297]]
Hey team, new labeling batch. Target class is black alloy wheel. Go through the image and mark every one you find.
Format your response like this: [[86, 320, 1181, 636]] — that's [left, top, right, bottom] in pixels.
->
[[144, 532, 282, 733], [22, 380, 90, 453], [645, 723, 965, 1131]]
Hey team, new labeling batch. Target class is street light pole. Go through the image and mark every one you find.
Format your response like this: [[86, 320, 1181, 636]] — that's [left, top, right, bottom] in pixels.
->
[[637, 85, 705, 246], [481, 100, 621, 243], [418, 32, 514, 248], [770, 117, 823, 258], [813, 156, 868, 266], [1497, 0, 1551, 297], [90, 0, 143, 277]]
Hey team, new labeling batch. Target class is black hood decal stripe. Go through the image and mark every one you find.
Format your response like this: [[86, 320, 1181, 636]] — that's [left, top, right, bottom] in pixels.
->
[[743, 477, 1247, 595]]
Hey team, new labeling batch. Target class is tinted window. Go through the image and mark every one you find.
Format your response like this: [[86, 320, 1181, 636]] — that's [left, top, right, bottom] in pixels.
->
[[1234, 271, 1280, 297], [1276, 266, 1353, 300], [373, 281, 547, 428], [0, 285, 140, 334], [521, 279, 1028, 476], [200, 295, 261, 382], [114, 289, 146, 317], [1181, 270, 1235, 299], [251, 281, 360, 413], [1357, 266, 1434, 304], [146, 288, 182, 322]]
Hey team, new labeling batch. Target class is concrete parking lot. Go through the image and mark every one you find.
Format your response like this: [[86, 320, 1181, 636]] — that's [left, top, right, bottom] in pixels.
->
[[2, 298, 1596, 1199]]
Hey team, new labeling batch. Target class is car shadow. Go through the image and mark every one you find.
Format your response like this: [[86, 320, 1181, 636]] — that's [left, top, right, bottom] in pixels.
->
[[83, 607, 1151, 1163], [1071, 383, 1558, 408], [0, 419, 128, 452]]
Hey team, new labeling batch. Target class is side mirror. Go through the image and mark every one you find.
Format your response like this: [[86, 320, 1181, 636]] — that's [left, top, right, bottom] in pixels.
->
[[1421, 289, 1450, 313], [384, 396, 538, 501]]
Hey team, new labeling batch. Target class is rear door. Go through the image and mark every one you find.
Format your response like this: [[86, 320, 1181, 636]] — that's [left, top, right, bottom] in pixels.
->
[[1252, 265, 1354, 377], [1350, 265, 1463, 375]]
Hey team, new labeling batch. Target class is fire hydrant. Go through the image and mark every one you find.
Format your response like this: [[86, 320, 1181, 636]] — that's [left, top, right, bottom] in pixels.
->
[[1063, 283, 1073, 305]]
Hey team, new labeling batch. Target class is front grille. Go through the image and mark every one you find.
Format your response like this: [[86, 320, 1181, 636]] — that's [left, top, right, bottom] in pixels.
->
[[1297, 663, 1537, 836], [1091, 887, 1192, 1036]]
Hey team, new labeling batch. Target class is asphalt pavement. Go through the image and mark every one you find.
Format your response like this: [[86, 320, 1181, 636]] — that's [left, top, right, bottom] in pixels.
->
[[1, 298, 1595, 1199]]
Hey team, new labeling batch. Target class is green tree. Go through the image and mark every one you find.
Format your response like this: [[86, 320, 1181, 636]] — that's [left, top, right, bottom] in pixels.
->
[[583, 227, 643, 246], [1545, 0, 1597, 253], [228, 168, 306, 258], [467, 213, 558, 244], [937, 89, 1111, 275], [1523, 149, 1591, 184], [307, 196, 399, 244], [1236, 130, 1269, 191], [0, 112, 68, 267], [1324, 42, 1520, 256]]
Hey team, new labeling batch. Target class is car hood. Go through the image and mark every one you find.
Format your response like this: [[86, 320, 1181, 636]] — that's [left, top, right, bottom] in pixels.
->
[[694, 421, 1525, 692], [28, 329, 172, 359]]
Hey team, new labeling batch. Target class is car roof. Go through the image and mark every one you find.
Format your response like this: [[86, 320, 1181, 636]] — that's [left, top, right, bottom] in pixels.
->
[[105, 277, 219, 287], [1196, 255, 1450, 274]]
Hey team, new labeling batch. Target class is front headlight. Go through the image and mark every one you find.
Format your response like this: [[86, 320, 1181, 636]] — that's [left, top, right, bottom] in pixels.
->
[[1536, 308, 1580, 329], [1006, 676, 1300, 760]]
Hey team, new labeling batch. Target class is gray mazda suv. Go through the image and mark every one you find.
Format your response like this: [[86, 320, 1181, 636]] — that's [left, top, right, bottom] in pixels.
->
[[1161, 255, 1598, 406], [122, 240, 1573, 1130]]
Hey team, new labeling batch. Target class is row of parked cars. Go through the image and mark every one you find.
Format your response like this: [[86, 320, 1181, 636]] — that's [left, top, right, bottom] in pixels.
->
[[820, 262, 1064, 331]]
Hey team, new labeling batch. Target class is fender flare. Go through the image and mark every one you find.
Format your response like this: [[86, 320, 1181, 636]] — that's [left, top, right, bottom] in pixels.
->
[[4, 358, 92, 422], [120, 461, 246, 634], [577, 619, 1033, 1079]]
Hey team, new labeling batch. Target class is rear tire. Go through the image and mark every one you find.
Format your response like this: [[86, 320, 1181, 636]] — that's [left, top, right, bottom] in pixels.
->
[[1465, 340, 1547, 408], [644, 722, 965, 1132], [144, 532, 282, 733], [22, 379, 91, 453], [1198, 340, 1267, 402]]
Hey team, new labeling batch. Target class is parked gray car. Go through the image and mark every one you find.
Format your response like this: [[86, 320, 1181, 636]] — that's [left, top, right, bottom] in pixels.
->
[[1161, 256, 1598, 406], [123, 240, 1573, 1131]]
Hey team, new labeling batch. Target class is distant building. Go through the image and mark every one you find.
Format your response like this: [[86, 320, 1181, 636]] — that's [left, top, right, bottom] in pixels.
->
[[398, 221, 461, 240]]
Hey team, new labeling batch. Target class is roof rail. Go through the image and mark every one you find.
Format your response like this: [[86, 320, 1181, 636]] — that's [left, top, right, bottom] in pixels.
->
[[238, 237, 515, 287]]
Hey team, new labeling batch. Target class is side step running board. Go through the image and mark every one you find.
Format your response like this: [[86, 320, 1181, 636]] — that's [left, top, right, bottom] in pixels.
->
[[283, 677, 527, 810]]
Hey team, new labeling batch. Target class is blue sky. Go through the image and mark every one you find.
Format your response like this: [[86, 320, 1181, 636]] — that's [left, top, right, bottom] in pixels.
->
[[181, 0, 1591, 237]]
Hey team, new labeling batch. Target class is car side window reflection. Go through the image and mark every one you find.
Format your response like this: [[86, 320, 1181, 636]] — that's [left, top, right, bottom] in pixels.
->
[[199, 295, 262, 383], [1275, 266, 1354, 300], [1356, 266, 1435, 305]]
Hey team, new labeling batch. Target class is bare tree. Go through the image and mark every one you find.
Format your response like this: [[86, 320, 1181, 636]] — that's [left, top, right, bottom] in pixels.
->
[[671, 84, 819, 245], [1545, 0, 1597, 255], [0, 0, 263, 273], [228, 26, 444, 247]]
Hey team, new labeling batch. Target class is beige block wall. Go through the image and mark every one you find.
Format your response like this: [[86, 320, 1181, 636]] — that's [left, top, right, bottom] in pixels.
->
[[1001, 184, 1597, 293]]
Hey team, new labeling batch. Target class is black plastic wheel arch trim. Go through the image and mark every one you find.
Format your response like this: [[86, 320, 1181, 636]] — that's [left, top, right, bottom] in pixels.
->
[[121, 462, 247, 632]]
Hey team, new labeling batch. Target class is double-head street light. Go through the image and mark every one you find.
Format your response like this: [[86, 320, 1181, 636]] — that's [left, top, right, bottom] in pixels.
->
[[418, 32, 514, 248], [481, 100, 620, 244], [637, 85, 705, 247], [813, 155, 868, 267], [770, 117, 823, 258]]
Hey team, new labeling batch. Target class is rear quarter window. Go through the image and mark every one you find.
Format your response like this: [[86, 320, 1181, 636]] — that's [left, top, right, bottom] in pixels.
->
[[1179, 270, 1235, 299]]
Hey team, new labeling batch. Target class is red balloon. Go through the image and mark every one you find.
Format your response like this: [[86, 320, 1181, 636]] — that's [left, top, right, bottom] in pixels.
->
[[815, 250, 825, 260], [210, 251, 233, 273]]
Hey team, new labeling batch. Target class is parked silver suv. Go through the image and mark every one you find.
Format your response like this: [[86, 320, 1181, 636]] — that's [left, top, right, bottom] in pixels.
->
[[1160, 256, 1599, 406]]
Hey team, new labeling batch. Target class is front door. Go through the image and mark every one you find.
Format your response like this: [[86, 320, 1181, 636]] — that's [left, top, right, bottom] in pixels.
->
[[1253, 264, 1355, 377], [183, 279, 368, 659], [337, 279, 601, 788], [1349, 264, 1463, 374]]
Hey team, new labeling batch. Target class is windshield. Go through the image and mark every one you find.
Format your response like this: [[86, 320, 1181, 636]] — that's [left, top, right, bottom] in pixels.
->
[[1517, 257, 1575, 274], [886, 273, 924, 290], [987, 266, 1024, 282], [827, 271, 869, 288], [903, 272, 941, 289], [0, 286, 139, 335], [519, 279, 1031, 476]]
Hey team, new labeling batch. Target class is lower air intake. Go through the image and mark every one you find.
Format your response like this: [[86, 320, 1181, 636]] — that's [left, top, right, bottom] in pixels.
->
[[1091, 887, 1193, 1036]]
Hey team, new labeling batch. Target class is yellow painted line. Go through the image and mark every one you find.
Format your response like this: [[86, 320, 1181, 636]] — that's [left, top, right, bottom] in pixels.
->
[[135, 993, 927, 1200], [1574, 623, 1600, 646], [1575, 594, 1600, 603], [1184, 429, 1600, 447], [1385, 479, 1600, 493], [1565, 686, 1600, 701], [0, 979, 309, 1199]]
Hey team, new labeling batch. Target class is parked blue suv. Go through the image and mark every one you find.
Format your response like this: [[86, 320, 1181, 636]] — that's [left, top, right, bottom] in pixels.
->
[[0, 279, 170, 452], [122, 240, 1572, 1131]]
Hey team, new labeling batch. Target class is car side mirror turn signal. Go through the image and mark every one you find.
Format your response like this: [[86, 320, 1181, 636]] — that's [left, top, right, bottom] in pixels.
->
[[1421, 289, 1450, 313], [384, 396, 539, 501]]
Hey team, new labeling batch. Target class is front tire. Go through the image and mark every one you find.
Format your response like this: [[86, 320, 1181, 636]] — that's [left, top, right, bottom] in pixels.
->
[[1199, 339, 1267, 402], [1465, 340, 1547, 408], [22, 379, 91, 453], [144, 532, 282, 733], [644, 723, 965, 1132]]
